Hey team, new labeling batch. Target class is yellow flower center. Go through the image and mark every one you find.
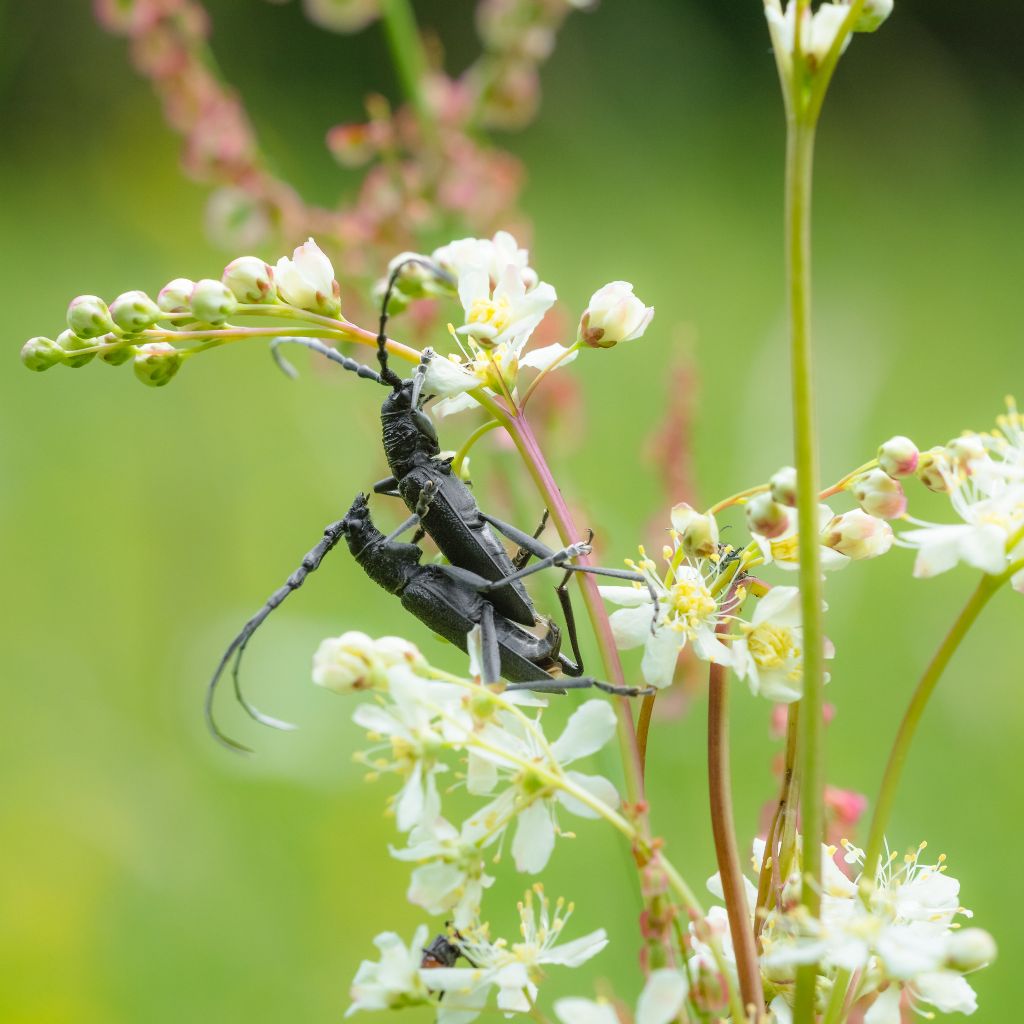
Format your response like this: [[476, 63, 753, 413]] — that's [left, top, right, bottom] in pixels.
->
[[666, 575, 717, 634], [770, 534, 800, 562], [467, 295, 513, 335], [743, 622, 802, 682]]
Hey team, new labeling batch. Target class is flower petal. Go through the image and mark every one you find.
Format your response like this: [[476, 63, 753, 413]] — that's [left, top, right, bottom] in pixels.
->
[[641, 627, 683, 689], [636, 969, 688, 1024], [550, 700, 617, 763], [511, 799, 556, 873]]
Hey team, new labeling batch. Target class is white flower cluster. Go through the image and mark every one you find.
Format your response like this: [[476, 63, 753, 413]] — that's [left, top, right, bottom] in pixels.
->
[[900, 401, 1024, 591], [388, 231, 653, 416], [728, 837, 996, 1022], [315, 632, 622, 1019]]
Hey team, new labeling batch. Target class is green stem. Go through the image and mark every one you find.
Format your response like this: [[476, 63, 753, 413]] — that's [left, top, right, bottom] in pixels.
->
[[861, 571, 1007, 881], [787, 110, 824, 1024], [820, 967, 852, 1024], [451, 418, 501, 476], [380, 0, 437, 145]]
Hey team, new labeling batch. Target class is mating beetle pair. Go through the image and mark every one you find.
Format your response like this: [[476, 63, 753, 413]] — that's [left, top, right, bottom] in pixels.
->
[[206, 259, 657, 751]]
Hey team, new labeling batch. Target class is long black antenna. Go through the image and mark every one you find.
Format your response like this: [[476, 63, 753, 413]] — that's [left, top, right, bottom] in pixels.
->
[[377, 257, 454, 389], [269, 336, 386, 384]]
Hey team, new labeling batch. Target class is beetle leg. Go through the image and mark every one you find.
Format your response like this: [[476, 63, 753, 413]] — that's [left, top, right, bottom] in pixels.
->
[[505, 676, 655, 698], [381, 480, 438, 543], [477, 539, 592, 593], [511, 509, 550, 571], [480, 510, 555, 562], [554, 568, 585, 677], [205, 518, 348, 753], [476, 603, 503, 687]]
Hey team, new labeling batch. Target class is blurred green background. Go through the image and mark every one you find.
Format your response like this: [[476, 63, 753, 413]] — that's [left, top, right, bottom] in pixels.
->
[[2, 1, 1023, 1021]]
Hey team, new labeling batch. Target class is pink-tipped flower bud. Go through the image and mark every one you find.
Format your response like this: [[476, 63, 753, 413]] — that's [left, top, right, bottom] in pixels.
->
[[110, 290, 162, 334], [877, 435, 919, 478], [133, 342, 183, 388], [578, 281, 654, 349], [222, 257, 276, 304], [770, 466, 799, 508], [916, 448, 952, 493], [67, 295, 116, 339], [945, 928, 997, 972], [274, 238, 340, 316], [157, 278, 196, 315], [21, 336, 65, 372], [55, 328, 97, 368], [746, 493, 789, 539], [190, 279, 238, 325], [823, 510, 893, 560], [852, 469, 907, 520]]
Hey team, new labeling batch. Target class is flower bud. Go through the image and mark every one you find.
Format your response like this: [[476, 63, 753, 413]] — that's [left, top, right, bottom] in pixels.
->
[[189, 278, 238, 325], [823, 510, 893, 560], [110, 290, 162, 333], [67, 295, 116, 339], [853, 0, 893, 32], [946, 434, 987, 467], [916, 448, 952, 493], [222, 256, 276, 304], [945, 928, 997, 972], [770, 466, 799, 507], [578, 281, 654, 349], [747, 493, 789, 539], [99, 342, 136, 367], [133, 342, 183, 387], [312, 631, 425, 694], [683, 510, 720, 560], [852, 469, 907, 520], [56, 328, 97, 368], [877, 435, 918, 477], [275, 237, 340, 316], [157, 278, 196, 315], [21, 336, 65, 372]]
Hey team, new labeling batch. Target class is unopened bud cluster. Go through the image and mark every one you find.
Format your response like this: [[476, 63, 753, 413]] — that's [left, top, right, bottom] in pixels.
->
[[20, 239, 341, 388]]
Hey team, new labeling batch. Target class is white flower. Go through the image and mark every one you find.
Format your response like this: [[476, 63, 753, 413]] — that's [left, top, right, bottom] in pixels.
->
[[900, 405, 1024, 587], [600, 546, 734, 690], [823, 509, 895, 560], [352, 666, 462, 832], [313, 631, 425, 694], [578, 281, 654, 348], [765, 1, 853, 67], [424, 886, 607, 1019], [390, 816, 495, 928], [555, 969, 688, 1024], [346, 926, 432, 1015], [432, 231, 538, 292], [274, 237, 339, 314], [752, 503, 851, 572], [455, 263, 556, 349], [732, 586, 833, 703], [464, 700, 620, 873]]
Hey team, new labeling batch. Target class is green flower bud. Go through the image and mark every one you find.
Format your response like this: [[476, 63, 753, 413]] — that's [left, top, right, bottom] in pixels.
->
[[189, 278, 238, 325], [157, 278, 196, 315], [133, 342, 183, 387], [99, 342, 137, 367], [67, 294, 116, 339], [56, 328, 97, 368], [21, 336, 65, 372], [222, 257, 276, 304], [853, 0, 893, 32], [110, 290, 162, 333], [770, 466, 798, 507]]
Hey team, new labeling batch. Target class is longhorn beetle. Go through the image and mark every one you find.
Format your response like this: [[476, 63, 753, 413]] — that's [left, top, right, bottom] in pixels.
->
[[205, 261, 658, 749]]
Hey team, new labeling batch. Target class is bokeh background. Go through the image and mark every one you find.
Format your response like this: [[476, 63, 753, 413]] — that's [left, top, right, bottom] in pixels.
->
[[2, 1, 1023, 1021]]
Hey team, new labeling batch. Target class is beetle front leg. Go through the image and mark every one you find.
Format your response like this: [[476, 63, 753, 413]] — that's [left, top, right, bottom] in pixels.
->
[[372, 475, 401, 497], [505, 676, 655, 698]]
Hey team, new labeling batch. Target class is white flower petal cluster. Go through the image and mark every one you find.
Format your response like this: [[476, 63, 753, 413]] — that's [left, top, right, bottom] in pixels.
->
[[764, 1, 855, 67], [554, 968, 688, 1024], [759, 837, 992, 1021], [424, 886, 608, 1020], [346, 926, 433, 1016], [464, 699, 620, 873], [600, 543, 735, 690], [901, 404, 1024, 589]]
